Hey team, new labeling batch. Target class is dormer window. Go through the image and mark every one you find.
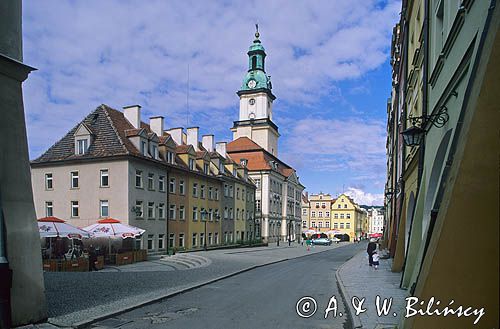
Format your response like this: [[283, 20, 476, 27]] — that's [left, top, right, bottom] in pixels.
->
[[188, 158, 196, 170], [76, 139, 88, 155], [140, 140, 147, 156], [233, 169, 237, 177], [204, 163, 210, 175], [152, 144, 159, 159], [167, 151, 174, 164]]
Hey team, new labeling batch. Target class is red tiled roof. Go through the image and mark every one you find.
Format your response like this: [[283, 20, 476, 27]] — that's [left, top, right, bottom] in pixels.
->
[[226, 136, 263, 152]]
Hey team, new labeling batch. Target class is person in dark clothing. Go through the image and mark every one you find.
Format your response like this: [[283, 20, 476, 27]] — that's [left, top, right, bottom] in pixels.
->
[[367, 239, 377, 266], [89, 245, 98, 271]]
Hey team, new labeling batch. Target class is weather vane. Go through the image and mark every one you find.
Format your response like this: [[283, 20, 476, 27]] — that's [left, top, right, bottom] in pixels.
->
[[255, 23, 260, 39]]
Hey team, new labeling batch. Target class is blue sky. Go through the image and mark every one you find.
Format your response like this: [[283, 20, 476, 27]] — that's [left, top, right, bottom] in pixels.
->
[[22, 0, 400, 205]]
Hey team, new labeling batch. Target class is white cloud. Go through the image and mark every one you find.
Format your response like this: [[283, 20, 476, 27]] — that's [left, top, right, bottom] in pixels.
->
[[22, 0, 399, 158], [344, 187, 384, 206]]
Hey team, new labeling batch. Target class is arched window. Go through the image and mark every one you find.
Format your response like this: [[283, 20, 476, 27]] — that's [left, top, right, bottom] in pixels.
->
[[252, 56, 257, 70]]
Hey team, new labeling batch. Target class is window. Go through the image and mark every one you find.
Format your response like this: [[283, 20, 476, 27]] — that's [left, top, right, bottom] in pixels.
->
[[208, 187, 213, 199], [148, 173, 154, 190], [167, 151, 174, 164], [188, 158, 196, 170], [214, 209, 220, 221], [326, 212, 330, 217], [256, 199, 261, 212], [326, 222, 330, 228], [334, 223, 338, 229], [302, 209, 307, 215], [255, 179, 261, 188], [236, 209, 240, 220], [141, 140, 147, 156], [200, 233, 205, 247], [208, 232, 213, 245], [192, 233, 197, 247], [71, 201, 79, 217], [242, 189, 245, 201], [334, 213, 339, 219], [346, 223, 351, 229], [229, 186, 234, 197], [158, 234, 164, 249], [204, 163, 209, 175], [179, 206, 185, 220], [319, 212, 323, 218], [214, 188, 219, 200], [147, 234, 154, 250], [45, 173, 53, 190], [100, 169, 109, 187], [179, 180, 185, 195], [236, 188, 240, 199], [135, 170, 143, 188], [169, 178, 176, 193], [159, 176, 165, 192], [169, 204, 176, 220], [200, 185, 206, 198], [312, 221, 316, 228], [302, 220, 307, 228], [347, 214, 351, 219], [70, 171, 79, 188], [148, 202, 155, 219], [193, 183, 198, 197], [318, 222, 323, 228], [45, 201, 53, 217], [158, 203, 165, 219], [338, 204, 341, 208], [340, 214, 345, 219], [224, 184, 229, 197], [214, 232, 219, 244], [344, 204, 347, 208], [192, 207, 198, 221], [169, 233, 175, 248], [340, 223, 344, 229], [224, 207, 228, 219], [311, 211, 316, 217], [135, 201, 143, 218], [100, 200, 109, 217], [208, 209, 213, 221], [152, 144, 159, 159], [76, 139, 88, 155]]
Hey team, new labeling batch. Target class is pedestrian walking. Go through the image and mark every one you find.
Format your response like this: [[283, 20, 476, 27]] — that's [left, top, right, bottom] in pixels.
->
[[306, 238, 311, 251], [367, 238, 377, 266], [372, 251, 380, 270], [88, 245, 98, 271]]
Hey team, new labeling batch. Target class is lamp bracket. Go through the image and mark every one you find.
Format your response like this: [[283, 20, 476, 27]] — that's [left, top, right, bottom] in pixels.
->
[[408, 106, 449, 131]]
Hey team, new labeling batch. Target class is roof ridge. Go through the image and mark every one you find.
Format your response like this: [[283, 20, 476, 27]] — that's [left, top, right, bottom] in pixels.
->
[[100, 104, 130, 155]]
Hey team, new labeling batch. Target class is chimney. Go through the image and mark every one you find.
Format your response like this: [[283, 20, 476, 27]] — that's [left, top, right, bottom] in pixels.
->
[[202, 135, 215, 152], [123, 105, 141, 129], [216, 142, 227, 158], [150, 116, 164, 136], [167, 127, 183, 145], [187, 127, 199, 150]]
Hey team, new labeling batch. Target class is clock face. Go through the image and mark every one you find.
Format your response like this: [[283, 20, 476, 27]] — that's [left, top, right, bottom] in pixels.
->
[[247, 80, 257, 89], [248, 112, 256, 119], [249, 98, 256, 105]]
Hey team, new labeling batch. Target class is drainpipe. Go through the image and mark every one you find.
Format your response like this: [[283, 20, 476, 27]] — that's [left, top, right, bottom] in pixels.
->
[[0, 190, 12, 329]]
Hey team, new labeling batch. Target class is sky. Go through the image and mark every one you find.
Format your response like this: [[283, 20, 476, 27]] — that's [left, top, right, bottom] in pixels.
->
[[22, 0, 401, 206]]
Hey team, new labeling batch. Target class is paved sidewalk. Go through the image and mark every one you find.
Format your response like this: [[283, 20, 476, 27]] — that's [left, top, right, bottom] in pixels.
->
[[336, 248, 408, 329]]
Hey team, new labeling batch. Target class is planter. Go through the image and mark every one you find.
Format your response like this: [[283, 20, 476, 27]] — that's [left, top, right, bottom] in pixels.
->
[[63, 258, 89, 272], [116, 252, 134, 266], [42, 259, 59, 272], [94, 256, 104, 270], [133, 249, 147, 262]]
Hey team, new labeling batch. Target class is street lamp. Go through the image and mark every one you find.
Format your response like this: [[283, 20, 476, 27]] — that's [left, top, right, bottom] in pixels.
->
[[201, 209, 208, 251], [401, 106, 449, 147]]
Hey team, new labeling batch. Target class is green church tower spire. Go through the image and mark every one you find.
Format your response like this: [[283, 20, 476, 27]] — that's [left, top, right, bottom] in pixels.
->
[[238, 25, 274, 97]]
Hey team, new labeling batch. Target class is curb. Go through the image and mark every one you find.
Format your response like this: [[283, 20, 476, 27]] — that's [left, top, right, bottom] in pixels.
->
[[335, 250, 364, 329], [49, 243, 350, 328]]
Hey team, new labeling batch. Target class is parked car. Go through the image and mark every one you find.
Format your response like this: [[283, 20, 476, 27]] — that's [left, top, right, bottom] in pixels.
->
[[330, 237, 341, 243], [334, 234, 350, 242], [312, 237, 332, 246]]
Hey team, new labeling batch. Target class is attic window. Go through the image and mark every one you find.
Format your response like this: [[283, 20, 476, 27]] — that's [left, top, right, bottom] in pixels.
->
[[204, 163, 209, 175], [167, 151, 174, 164], [240, 159, 248, 167], [140, 140, 147, 156], [188, 158, 196, 171], [76, 139, 88, 155]]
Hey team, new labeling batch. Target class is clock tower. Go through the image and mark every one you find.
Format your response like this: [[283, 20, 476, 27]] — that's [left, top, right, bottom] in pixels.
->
[[231, 26, 280, 156]]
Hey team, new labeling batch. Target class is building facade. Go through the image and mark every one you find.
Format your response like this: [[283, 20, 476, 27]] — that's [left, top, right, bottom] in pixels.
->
[[385, 1, 499, 327], [367, 207, 384, 234], [31, 105, 256, 253]]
